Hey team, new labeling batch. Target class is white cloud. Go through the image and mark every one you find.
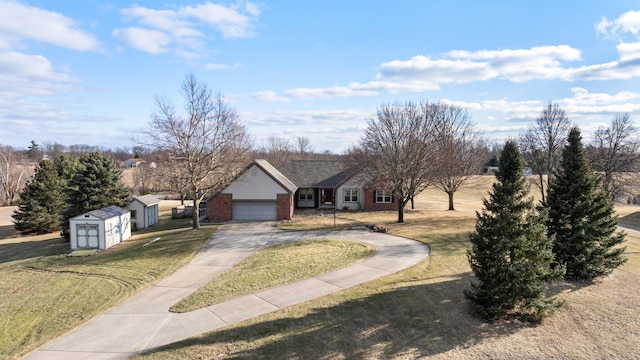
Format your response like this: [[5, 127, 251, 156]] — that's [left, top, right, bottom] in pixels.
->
[[114, 1, 261, 57], [112, 27, 171, 54], [182, 1, 260, 38], [596, 10, 640, 39], [0, 51, 77, 97], [258, 40, 640, 102], [252, 90, 290, 102], [0, 0, 99, 51], [616, 41, 640, 61]]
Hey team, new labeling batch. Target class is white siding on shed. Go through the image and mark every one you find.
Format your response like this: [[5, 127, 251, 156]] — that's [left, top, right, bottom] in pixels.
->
[[70, 206, 131, 250]]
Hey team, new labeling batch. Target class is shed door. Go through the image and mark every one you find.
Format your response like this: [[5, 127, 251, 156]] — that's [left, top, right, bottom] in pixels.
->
[[232, 201, 277, 221], [77, 224, 99, 248]]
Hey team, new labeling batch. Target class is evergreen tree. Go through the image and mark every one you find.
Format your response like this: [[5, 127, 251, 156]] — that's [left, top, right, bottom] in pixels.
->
[[12, 160, 66, 233], [62, 152, 131, 238], [547, 127, 626, 279], [465, 141, 564, 323]]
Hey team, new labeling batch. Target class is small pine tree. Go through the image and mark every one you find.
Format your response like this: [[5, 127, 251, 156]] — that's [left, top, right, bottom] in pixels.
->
[[62, 152, 131, 239], [465, 141, 564, 323], [12, 160, 66, 233], [547, 127, 626, 279]]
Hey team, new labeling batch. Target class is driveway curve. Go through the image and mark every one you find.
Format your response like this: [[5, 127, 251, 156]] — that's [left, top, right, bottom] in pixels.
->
[[24, 222, 430, 360]]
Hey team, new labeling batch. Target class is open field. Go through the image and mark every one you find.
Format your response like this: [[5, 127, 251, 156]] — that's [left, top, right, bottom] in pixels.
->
[[0, 201, 216, 360], [135, 176, 640, 359]]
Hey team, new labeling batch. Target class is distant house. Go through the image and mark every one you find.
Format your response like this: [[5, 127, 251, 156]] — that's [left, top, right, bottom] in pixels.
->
[[124, 158, 145, 168], [207, 159, 397, 222], [70, 206, 131, 250], [127, 195, 160, 230]]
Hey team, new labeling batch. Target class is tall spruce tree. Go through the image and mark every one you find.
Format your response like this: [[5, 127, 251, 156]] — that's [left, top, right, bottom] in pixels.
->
[[12, 160, 66, 233], [547, 127, 626, 279], [465, 141, 564, 323], [62, 151, 131, 238]]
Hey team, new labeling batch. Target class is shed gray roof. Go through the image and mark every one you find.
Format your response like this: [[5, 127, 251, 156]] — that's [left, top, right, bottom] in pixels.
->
[[278, 160, 356, 188], [254, 159, 298, 193], [73, 205, 129, 220], [132, 194, 159, 206]]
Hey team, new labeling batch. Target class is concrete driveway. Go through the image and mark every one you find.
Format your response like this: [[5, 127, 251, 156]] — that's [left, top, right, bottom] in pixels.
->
[[24, 222, 430, 360]]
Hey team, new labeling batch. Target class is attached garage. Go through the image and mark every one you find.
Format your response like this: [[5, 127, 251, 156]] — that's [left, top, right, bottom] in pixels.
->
[[70, 206, 131, 250], [208, 159, 297, 222], [232, 200, 278, 221]]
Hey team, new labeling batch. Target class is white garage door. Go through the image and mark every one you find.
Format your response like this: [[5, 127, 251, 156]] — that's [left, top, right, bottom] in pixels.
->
[[232, 201, 277, 221]]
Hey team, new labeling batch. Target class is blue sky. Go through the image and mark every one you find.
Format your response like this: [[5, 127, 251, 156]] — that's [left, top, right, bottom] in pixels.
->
[[2, 1, 640, 153]]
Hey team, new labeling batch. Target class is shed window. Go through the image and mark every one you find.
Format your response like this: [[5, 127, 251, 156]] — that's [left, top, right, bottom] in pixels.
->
[[130, 210, 137, 219]]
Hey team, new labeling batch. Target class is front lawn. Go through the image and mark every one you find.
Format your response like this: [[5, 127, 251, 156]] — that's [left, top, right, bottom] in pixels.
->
[[134, 180, 640, 359], [0, 203, 217, 360]]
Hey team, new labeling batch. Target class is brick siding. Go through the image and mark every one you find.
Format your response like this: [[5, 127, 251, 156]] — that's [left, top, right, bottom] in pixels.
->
[[277, 193, 294, 220], [363, 188, 397, 211], [207, 193, 232, 222]]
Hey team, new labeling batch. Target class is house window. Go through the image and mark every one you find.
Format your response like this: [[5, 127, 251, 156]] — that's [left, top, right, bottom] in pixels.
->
[[344, 189, 359, 202], [298, 188, 314, 200], [130, 210, 137, 219], [375, 190, 392, 203]]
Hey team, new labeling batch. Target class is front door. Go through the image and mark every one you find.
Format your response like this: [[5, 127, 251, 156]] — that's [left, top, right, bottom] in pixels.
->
[[321, 189, 334, 205]]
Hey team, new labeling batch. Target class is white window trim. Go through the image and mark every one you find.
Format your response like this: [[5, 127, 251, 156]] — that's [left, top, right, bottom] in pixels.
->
[[343, 188, 359, 202]]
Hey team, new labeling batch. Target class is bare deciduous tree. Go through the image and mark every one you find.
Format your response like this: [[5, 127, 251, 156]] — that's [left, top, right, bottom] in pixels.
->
[[520, 102, 571, 203], [359, 101, 436, 223], [143, 74, 252, 228], [258, 136, 294, 169], [430, 103, 484, 210], [0, 146, 31, 206], [296, 135, 313, 159], [588, 113, 640, 202]]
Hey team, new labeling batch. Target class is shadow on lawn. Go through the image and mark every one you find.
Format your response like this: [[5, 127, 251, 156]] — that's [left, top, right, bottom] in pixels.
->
[[0, 235, 68, 264], [619, 211, 640, 231], [142, 273, 534, 359]]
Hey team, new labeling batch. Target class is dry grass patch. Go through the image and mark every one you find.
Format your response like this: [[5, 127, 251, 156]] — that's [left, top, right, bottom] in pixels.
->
[[134, 179, 640, 359], [171, 240, 374, 312]]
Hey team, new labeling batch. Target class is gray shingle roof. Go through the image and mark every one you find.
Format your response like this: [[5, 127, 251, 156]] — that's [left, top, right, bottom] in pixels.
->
[[132, 194, 159, 206], [278, 160, 356, 188], [74, 205, 129, 220]]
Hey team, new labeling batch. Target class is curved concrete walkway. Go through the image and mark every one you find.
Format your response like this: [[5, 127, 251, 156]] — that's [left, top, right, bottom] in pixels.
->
[[24, 222, 430, 360]]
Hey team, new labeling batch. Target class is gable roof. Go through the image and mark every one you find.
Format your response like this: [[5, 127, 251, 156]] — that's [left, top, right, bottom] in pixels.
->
[[254, 159, 298, 193], [72, 205, 129, 220], [278, 160, 356, 188], [131, 194, 159, 206]]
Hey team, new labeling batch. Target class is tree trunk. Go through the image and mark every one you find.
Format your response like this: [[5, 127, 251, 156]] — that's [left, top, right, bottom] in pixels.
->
[[538, 173, 546, 204], [397, 199, 405, 223], [448, 191, 455, 211], [411, 196, 415, 209], [192, 198, 201, 229]]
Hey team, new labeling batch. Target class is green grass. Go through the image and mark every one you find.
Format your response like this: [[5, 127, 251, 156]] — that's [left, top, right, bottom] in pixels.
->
[[171, 240, 374, 313], [0, 208, 217, 360], [133, 180, 640, 359]]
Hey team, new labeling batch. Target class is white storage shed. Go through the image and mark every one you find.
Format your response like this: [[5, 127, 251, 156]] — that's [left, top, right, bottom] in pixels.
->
[[127, 194, 160, 230], [70, 206, 131, 250]]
